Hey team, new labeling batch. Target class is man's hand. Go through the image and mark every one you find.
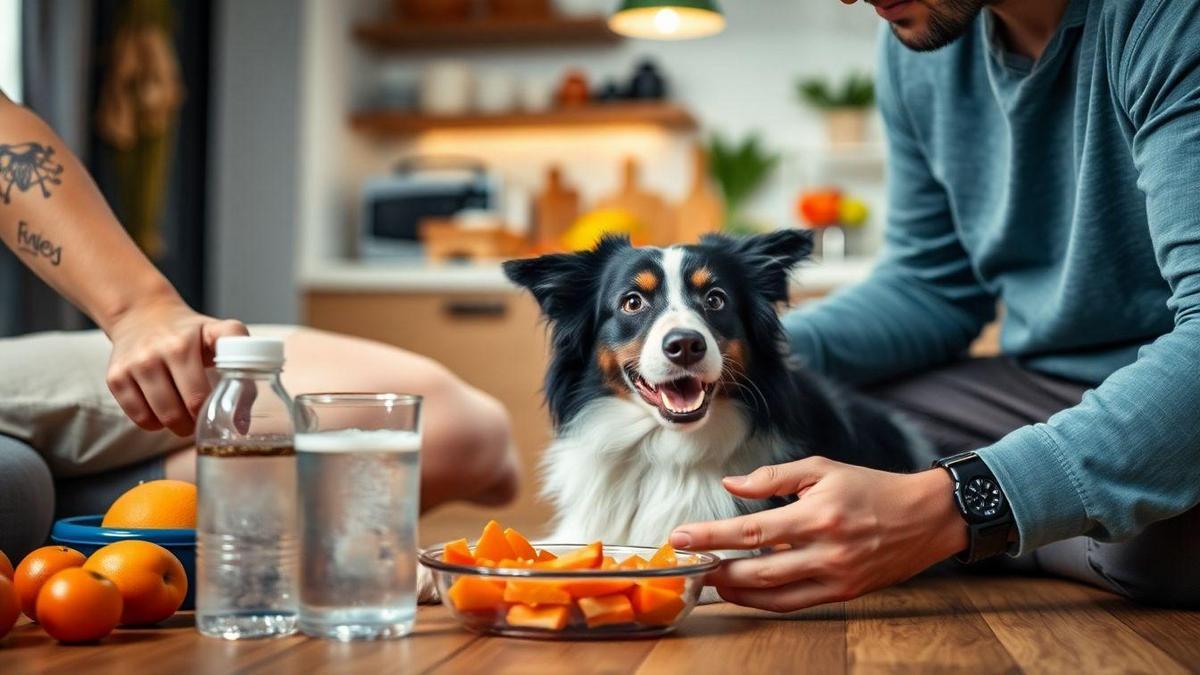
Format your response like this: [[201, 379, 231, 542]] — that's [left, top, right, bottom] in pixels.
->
[[104, 295, 247, 436], [669, 457, 968, 612]]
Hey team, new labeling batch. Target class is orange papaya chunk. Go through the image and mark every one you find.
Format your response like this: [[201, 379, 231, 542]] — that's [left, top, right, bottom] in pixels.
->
[[474, 520, 517, 563], [506, 604, 570, 631], [503, 580, 572, 606], [535, 549, 558, 562], [630, 584, 685, 625], [503, 527, 538, 561], [648, 543, 678, 568], [562, 577, 635, 598], [447, 576, 506, 612], [443, 538, 475, 565], [578, 594, 635, 628], [641, 576, 686, 593], [618, 554, 649, 570], [601, 556, 618, 569], [536, 542, 602, 570]]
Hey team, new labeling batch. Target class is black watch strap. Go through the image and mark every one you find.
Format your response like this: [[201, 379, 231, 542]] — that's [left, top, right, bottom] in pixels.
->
[[934, 452, 1016, 564]]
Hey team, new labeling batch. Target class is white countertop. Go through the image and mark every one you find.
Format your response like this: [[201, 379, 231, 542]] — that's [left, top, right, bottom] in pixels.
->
[[299, 258, 876, 294]]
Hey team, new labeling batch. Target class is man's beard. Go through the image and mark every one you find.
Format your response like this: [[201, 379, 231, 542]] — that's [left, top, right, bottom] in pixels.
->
[[892, 0, 988, 52]]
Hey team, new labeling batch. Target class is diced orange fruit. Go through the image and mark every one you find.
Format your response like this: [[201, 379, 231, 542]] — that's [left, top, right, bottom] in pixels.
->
[[536, 542, 602, 570], [562, 577, 635, 598], [443, 538, 475, 565], [648, 543, 678, 568], [578, 594, 635, 628], [506, 604, 569, 631], [630, 584, 685, 625], [503, 580, 572, 606], [535, 549, 557, 562], [641, 576, 686, 593], [474, 520, 517, 563], [601, 556, 618, 569], [447, 576, 505, 612], [617, 554, 649, 570], [503, 528, 537, 561]]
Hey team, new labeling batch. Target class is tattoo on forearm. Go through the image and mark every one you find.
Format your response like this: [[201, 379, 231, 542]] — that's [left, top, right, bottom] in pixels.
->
[[0, 142, 64, 203], [16, 220, 63, 266]]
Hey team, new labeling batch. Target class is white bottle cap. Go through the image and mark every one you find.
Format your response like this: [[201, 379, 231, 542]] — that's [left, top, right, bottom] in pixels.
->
[[214, 336, 285, 370]]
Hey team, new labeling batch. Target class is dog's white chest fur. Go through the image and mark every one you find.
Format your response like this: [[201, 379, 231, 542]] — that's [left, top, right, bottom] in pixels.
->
[[542, 397, 778, 545]]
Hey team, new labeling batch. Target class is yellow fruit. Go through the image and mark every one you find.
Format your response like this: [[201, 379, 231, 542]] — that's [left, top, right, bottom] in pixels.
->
[[562, 209, 643, 252], [102, 480, 197, 529], [838, 198, 869, 227]]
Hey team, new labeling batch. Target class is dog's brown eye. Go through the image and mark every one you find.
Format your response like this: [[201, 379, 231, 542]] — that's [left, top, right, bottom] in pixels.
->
[[706, 289, 727, 311], [621, 293, 647, 314]]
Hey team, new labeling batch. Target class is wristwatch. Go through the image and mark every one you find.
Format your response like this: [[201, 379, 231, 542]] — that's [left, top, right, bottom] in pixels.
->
[[933, 452, 1016, 564]]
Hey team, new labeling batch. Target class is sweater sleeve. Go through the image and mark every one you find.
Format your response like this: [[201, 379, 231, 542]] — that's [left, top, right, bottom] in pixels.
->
[[783, 30, 995, 386], [977, 0, 1200, 554]]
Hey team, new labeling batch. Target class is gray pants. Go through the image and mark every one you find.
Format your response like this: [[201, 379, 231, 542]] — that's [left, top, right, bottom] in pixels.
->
[[0, 435, 164, 559], [856, 357, 1200, 607]]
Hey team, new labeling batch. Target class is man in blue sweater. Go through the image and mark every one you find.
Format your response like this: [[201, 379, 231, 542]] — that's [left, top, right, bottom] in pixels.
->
[[670, 0, 1200, 610]]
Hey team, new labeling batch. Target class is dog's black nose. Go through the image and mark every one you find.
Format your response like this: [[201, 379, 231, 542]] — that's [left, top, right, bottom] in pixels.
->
[[663, 329, 707, 366]]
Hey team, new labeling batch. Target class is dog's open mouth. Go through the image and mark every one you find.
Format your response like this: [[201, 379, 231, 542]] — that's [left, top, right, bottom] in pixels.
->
[[627, 368, 716, 424]]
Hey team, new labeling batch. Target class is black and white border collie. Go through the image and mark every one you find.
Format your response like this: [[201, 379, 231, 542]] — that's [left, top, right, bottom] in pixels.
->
[[502, 231, 927, 549]]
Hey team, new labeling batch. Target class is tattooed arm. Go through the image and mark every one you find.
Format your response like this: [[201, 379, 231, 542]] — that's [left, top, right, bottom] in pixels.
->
[[0, 92, 247, 436]]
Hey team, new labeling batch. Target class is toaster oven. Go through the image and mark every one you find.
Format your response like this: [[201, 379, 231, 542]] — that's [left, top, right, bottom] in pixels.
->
[[358, 157, 499, 259]]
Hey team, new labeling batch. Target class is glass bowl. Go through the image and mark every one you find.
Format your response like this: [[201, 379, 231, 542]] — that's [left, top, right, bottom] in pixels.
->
[[419, 543, 720, 639]]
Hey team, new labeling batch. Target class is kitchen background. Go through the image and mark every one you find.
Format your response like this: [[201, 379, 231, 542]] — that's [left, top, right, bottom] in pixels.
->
[[2, 0, 911, 531]]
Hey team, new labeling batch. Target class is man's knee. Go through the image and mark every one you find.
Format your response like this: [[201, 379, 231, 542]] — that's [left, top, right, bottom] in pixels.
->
[[1088, 508, 1200, 607], [0, 437, 55, 559]]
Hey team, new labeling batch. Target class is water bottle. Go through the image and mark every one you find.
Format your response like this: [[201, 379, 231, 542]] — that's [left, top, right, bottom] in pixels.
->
[[195, 336, 299, 639]]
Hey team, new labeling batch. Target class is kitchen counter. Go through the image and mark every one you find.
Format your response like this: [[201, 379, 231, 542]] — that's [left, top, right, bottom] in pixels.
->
[[299, 258, 877, 294]]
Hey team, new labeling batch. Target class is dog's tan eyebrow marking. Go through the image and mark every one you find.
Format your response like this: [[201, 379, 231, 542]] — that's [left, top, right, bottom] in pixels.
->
[[634, 270, 659, 292], [690, 266, 713, 288]]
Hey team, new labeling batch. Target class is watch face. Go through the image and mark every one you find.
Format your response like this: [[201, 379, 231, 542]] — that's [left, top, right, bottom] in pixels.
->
[[962, 476, 1006, 519]]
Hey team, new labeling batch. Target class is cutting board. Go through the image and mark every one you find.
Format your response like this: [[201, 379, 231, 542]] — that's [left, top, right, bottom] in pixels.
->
[[532, 165, 580, 251], [675, 144, 724, 244], [594, 157, 674, 247]]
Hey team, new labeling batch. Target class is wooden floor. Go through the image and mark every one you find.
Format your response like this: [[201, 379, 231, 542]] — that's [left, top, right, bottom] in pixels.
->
[[5, 573, 1200, 674]]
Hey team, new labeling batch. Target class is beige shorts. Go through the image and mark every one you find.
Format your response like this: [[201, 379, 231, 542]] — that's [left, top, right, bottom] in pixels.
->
[[0, 325, 298, 477]]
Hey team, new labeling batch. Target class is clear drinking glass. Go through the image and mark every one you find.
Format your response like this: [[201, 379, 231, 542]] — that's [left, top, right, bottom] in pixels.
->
[[293, 393, 423, 640]]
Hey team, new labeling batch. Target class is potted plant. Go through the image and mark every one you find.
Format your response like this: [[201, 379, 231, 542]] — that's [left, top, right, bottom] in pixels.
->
[[796, 71, 875, 146], [705, 132, 780, 235]]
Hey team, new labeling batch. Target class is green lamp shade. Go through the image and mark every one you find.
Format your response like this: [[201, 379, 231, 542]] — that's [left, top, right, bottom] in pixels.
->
[[609, 0, 725, 40]]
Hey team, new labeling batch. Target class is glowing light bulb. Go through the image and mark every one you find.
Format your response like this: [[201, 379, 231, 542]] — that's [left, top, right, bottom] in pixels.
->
[[653, 8, 681, 35]]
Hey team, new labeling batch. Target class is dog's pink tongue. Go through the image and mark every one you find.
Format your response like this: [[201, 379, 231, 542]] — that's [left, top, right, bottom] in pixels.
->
[[661, 378, 704, 411]]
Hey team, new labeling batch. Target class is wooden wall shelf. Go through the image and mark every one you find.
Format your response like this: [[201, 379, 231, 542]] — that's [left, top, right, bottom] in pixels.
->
[[350, 103, 698, 135], [354, 16, 621, 51]]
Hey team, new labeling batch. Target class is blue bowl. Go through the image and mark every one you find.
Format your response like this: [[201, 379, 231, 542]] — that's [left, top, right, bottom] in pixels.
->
[[51, 515, 196, 610]]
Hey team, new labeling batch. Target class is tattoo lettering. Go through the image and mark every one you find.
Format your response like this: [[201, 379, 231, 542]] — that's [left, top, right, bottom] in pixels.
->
[[16, 220, 62, 266], [0, 142, 64, 203]]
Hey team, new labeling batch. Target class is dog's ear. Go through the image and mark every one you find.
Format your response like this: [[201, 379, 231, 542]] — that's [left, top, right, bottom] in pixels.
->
[[702, 229, 813, 303], [503, 235, 630, 319]]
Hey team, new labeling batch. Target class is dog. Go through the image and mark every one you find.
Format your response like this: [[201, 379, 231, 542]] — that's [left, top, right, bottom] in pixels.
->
[[501, 230, 928, 550]]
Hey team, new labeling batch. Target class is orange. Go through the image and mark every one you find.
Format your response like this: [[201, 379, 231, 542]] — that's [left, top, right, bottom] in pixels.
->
[[578, 594, 635, 628], [446, 576, 505, 612], [0, 576, 19, 639], [442, 538, 474, 565], [472, 520, 516, 563], [13, 545, 87, 620], [502, 527, 537, 561], [0, 549, 13, 580], [36, 568, 122, 643], [535, 542, 601, 570], [505, 604, 569, 631], [629, 584, 685, 626], [102, 479, 197, 529], [83, 540, 187, 625]]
